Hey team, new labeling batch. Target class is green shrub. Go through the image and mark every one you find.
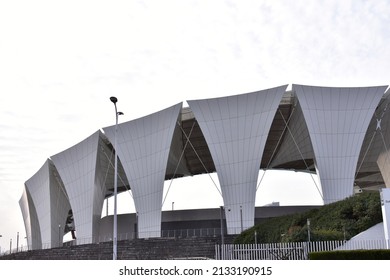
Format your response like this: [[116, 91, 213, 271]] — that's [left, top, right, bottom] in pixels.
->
[[309, 250, 390, 260], [235, 191, 382, 244]]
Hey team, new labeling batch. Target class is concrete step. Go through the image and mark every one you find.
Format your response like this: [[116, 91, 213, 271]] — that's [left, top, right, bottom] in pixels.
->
[[0, 236, 236, 260]]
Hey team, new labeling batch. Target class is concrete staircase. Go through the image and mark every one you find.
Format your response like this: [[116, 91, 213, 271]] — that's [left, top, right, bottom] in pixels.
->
[[0, 236, 236, 260]]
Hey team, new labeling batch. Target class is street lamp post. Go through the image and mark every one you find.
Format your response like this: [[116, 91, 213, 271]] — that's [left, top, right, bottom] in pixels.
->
[[58, 224, 61, 247], [110, 96, 123, 260], [240, 206, 243, 233], [307, 219, 311, 242], [220, 206, 225, 246]]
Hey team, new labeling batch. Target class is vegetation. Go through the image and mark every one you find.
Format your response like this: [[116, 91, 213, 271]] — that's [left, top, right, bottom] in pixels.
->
[[234, 191, 382, 244], [309, 249, 390, 260]]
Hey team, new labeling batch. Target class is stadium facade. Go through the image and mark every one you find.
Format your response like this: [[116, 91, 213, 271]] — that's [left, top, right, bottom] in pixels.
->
[[20, 84, 390, 250]]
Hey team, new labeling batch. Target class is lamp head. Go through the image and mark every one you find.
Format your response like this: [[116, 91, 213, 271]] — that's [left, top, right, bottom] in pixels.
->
[[110, 96, 118, 104]]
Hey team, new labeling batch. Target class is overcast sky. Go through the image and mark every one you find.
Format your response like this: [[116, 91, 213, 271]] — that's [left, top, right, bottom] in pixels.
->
[[1, 0, 390, 252]]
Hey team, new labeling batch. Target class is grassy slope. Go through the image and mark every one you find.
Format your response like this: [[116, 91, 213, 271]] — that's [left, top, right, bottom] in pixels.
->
[[234, 191, 382, 244]]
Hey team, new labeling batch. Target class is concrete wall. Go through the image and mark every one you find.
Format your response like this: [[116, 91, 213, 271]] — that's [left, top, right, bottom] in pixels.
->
[[98, 205, 320, 239]]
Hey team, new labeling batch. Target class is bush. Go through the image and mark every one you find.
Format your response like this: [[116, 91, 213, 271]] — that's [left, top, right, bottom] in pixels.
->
[[309, 250, 390, 260], [235, 191, 382, 244]]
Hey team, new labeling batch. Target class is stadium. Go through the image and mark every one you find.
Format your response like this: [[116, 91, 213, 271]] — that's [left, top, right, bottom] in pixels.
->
[[19, 84, 390, 250]]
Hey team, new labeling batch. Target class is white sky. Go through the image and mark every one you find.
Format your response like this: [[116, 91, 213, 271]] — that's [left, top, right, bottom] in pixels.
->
[[1, 0, 390, 252]]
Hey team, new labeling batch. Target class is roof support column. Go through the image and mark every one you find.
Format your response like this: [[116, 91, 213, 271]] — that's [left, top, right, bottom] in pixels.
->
[[294, 85, 386, 204], [188, 86, 287, 234]]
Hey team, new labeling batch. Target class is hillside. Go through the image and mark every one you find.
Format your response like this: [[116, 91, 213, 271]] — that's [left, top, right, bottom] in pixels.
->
[[234, 191, 383, 244]]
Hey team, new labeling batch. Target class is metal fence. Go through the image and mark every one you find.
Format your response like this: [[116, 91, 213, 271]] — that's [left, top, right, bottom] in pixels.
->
[[215, 239, 390, 260]]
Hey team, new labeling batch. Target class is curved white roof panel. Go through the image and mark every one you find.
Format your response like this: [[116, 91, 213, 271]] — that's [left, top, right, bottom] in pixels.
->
[[188, 85, 287, 233], [103, 102, 183, 238], [293, 85, 387, 204]]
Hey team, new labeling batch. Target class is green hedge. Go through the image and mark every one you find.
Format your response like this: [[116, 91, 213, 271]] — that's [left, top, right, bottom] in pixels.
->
[[309, 250, 390, 260]]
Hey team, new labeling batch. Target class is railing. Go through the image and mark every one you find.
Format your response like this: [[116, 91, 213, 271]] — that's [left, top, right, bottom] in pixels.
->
[[215, 239, 390, 260], [161, 228, 221, 238], [1, 245, 30, 256]]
